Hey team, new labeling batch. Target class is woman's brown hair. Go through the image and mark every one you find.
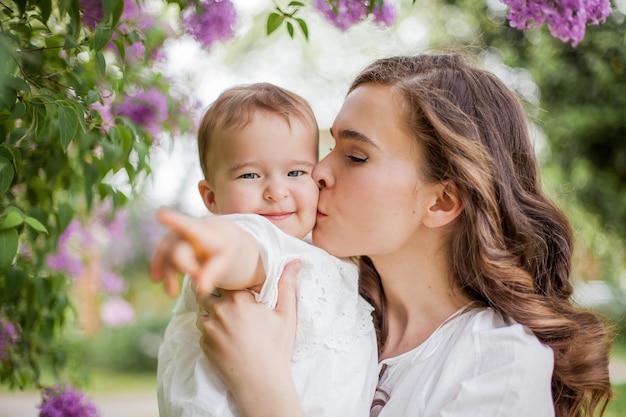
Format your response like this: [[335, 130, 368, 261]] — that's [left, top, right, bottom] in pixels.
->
[[355, 54, 613, 416]]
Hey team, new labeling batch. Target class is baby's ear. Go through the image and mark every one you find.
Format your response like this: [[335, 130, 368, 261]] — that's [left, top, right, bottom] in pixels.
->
[[198, 180, 217, 213], [423, 180, 464, 228]]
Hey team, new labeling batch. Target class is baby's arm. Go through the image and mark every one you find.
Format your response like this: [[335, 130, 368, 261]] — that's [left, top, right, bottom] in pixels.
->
[[151, 208, 265, 295]]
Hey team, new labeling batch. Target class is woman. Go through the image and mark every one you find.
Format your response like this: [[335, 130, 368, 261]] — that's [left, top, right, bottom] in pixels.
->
[[164, 53, 614, 416]]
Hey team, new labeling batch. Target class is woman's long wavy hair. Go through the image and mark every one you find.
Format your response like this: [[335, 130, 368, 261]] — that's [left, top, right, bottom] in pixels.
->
[[355, 54, 613, 417]]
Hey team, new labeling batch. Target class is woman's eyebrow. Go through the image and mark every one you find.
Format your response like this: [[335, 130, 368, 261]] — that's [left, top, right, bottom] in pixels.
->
[[330, 127, 380, 149]]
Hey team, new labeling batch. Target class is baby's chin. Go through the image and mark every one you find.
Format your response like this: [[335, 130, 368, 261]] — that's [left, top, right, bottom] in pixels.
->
[[266, 217, 313, 241]]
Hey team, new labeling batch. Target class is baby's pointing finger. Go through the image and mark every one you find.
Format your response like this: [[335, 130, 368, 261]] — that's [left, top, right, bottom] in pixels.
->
[[156, 208, 209, 253]]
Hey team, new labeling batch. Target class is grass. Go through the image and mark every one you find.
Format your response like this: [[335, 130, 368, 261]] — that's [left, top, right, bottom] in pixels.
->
[[83, 367, 156, 394]]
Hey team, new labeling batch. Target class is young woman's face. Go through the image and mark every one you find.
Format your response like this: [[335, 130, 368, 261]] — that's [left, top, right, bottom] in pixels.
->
[[312, 83, 434, 258]]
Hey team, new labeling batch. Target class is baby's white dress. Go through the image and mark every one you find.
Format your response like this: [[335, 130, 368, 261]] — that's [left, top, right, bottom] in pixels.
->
[[157, 214, 378, 417]]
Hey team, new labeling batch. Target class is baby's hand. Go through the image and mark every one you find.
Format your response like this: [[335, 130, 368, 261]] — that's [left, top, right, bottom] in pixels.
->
[[150, 209, 204, 297], [150, 208, 259, 297]]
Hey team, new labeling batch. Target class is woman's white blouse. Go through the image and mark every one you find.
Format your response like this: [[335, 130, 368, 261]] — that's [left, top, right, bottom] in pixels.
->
[[157, 214, 378, 417], [371, 306, 555, 417]]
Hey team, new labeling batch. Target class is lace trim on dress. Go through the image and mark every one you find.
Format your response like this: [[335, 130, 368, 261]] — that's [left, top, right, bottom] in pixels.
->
[[270, 256, 375, 361]]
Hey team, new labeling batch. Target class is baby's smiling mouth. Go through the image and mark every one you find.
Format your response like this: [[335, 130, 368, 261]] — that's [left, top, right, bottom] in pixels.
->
[[260, 212, 293, 221]]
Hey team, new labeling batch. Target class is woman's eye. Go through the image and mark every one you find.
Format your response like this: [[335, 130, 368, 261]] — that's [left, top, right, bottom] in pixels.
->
[[287, 170, 305, 177], [239, 173, 259, 179], [347, 155, 368, 164]]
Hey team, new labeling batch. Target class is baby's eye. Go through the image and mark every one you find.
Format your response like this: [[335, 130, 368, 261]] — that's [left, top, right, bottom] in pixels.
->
[[287, 170, 305, 177], [239, 173, 260, 179]]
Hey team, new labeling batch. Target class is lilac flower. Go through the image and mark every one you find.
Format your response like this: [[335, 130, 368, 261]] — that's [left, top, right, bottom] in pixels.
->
[[121, 0, 155, 33], [46, 220, 86, 278], [114, 88, 168, 136], [90, 90, 114, 133], [0, 316, 18, 361], [79, 0, 103, 30], [39, 384, 101, 417], [100, 271, 126, 295], [502, 0, 612, 46], [100, 297, 136, 327], [182, 0, 237, 48], [315, 0, 397, 31]]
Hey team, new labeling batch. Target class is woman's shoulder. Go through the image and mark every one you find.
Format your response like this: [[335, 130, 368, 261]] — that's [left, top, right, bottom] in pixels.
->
[[447, 306, 553, 364]]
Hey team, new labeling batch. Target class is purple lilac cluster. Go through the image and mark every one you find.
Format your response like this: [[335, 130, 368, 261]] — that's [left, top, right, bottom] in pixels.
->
[[0, 316, 18, 361], [46, 220, 87, 279], [79, 0, 103, 30], [39, 384, 101, 417], [502, 0, 612, 46], [182, 0, 237, 49], [113, 88, 168, 136], [100, 297, 136, 327], [314, 0, 397, 31], [46, 203, 137, 328], [116, 0, 163, 62]]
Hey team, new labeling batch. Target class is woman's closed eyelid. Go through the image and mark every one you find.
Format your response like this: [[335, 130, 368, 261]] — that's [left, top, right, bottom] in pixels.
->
[[346, 154, 368, 164]]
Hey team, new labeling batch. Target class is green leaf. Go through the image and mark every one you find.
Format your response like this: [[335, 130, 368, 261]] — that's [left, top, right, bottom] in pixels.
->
[[57, 104, 79, 150], [267, 13, 284, 35], [96, 51, 106, 77], [0, 228, 18, 270], [0, 155, 14, 195], [5, 76, 30, 92], [288, 1, 305, 6], [86, 90, 100, 105], [66, 99, 86, 132], [296, 18, 309, 40], [38, 0, 52, 24], [2, 268, 26, 302], [287, 21, 294, 38], [101, 139, 122, 169], [63, 36, 79, 50], [94, 25, 112, 52], [112, 39, 126, 63], [0, 211, 23, 229], [56, 202, 74, 232], [24, 216, 48, 234], [10, 101, 26, 118]]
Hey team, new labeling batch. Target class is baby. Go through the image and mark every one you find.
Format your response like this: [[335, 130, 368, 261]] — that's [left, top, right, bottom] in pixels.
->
[[153, 83, 378, 417]]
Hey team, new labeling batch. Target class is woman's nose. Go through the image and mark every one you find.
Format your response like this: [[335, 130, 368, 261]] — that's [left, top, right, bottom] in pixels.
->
[[312, 158, 332, 189]]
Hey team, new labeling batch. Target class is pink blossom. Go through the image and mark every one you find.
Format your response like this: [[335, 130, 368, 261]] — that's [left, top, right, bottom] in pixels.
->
[[113, 88, 168, 136], [502, 0, 612, 46], [100, 271, 126, 295], [46, 220, 86, 279], [182, 0, 237, 48], [79, 0, 103, 30], [90, 90, 115, 133], [0, 316, 18, 361], [100, 297, 136, 327], [315, 0, 397, 31], [39, 384, 100, 417]]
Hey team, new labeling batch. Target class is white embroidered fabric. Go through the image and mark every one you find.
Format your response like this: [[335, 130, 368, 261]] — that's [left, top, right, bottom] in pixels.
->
[[157, 213, 378, 417], [246, 215, 375, 360]]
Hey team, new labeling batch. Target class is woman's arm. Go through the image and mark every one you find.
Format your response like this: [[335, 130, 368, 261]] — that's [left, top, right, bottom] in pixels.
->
[[196, 261, 306, 417], [151, 208, 265, 295]]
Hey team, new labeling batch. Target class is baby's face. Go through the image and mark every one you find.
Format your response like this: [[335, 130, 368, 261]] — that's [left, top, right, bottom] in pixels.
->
[[203, 112, 319, 239]]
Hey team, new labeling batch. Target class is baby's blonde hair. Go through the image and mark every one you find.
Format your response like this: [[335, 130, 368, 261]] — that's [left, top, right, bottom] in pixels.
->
[[197, 83, 318, 180]]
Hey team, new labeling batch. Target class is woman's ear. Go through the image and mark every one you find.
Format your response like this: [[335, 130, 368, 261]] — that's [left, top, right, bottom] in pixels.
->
[[423, 180, 464, 228], [198, 180, 218, 213]]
